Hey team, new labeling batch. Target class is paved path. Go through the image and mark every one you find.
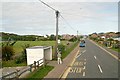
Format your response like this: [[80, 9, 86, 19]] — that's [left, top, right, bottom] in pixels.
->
[[1, 66, 30, 78], [44, 43, 80, 78]]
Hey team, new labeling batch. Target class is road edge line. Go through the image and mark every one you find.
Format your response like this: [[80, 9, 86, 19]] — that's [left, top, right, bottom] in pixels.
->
[[89, 39, 120, 62], [60, 50, 80, 78]]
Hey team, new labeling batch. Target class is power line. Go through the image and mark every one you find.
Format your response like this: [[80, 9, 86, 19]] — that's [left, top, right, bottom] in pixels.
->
[[39, 0, 57, 11], [59, 14, 76, 32]]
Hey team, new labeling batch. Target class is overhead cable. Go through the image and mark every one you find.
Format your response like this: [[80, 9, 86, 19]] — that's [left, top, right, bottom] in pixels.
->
[[39, 0, 57, 11]]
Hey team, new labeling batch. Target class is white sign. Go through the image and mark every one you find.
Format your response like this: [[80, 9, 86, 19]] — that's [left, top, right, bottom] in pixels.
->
[[58, 40, 60, 44]]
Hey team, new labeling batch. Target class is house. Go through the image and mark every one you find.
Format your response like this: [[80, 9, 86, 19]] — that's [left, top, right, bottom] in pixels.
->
[[90, 33, 98, 38], [62, 34, 75, 40], [105, 32, 117, 38]]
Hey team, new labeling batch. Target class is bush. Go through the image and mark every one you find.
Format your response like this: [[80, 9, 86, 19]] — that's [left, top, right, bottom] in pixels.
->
[[15, 55, 24, 64], [2, 46, 14, 61], [58, 44, 65, 53], [69, 37, 77, 42], [21, 44, 30, 61], [15, 44, 30, 64]]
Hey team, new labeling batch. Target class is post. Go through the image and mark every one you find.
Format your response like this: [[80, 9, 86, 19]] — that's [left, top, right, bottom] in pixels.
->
[[54, 10, 59, 59], [37, 61, 39, 67], [77, 30, 78, 41], [15, 69, 19, 79], [29, 64, 32, 72], [34, 61, 36, 70]]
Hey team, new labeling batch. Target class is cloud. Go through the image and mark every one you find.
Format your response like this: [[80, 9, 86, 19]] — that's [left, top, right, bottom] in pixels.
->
[[1, 0, 119, 2], [1, 2, 118, 35]]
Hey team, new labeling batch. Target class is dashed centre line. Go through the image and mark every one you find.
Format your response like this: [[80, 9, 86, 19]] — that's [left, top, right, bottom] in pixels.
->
[[94, 56, 97, 59], [98, 65, 103, 73], [83, 72, 85, 76]]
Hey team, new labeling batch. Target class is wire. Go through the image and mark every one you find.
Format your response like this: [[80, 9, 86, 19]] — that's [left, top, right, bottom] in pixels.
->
[[38, 0, 77, 34], [59, 14, 76, 32], [38, 0, 57, 11]]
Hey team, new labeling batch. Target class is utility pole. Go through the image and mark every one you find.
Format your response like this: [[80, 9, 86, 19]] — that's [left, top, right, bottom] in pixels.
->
[[55, 11, 59, 59], [77, 30, 78, 40], [39, 0, 59, 59]]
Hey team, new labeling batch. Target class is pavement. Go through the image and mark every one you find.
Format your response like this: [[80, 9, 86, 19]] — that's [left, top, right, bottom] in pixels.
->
[[44, 43, 80, 79], [1, 66, 30, 78]]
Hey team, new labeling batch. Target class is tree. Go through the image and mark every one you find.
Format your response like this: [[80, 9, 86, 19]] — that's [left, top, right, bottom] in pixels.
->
[[49, 34, 55, 40], [2, 41, 16, 61], [2, 46, 14, 61]]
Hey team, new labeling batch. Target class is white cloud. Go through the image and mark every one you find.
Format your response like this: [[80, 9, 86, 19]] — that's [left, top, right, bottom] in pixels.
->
[[1, 0, 119, 2], [1, 2, 118, 35]]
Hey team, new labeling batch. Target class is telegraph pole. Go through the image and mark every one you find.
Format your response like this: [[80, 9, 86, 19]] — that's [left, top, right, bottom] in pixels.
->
[[39, 0, 59, 59], [77, 30, 78, 40], [55, 11, 59, 59]]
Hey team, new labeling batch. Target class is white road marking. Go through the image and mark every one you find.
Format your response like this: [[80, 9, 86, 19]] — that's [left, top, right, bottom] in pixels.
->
[[84, 62, 86, 65], [90, 40, 120, 61], [69, 67, 73, 73], [94, 56, 97, 59], [83, 66, 86, 70], [74, 67, 77, 73], [78, 68, 82, 73], [83, 72, 86, 76], [76, 50, 86, 58], [61, 50, 80, 78], [76, 54, 81, 58], [98, 65, 103, 73], [76, 68, 79, 73], [82, 50, 86, 53]]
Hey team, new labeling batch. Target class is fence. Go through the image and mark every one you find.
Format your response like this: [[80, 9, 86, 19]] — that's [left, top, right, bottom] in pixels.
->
[[1, 58, 45, 79]]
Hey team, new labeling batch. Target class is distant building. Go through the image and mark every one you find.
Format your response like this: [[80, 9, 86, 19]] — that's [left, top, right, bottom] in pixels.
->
[[90, 33, 98, 38], [62, 34, 75, 40]]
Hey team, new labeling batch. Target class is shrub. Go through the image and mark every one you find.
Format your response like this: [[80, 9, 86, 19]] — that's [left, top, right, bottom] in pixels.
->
[[15, 44, 30, 64], [15, 55, 24, 64], [21, 44, 30, 61], [2, 46, 14, 61], [69, 37, 77, 42], [58, 44, 65, 53]]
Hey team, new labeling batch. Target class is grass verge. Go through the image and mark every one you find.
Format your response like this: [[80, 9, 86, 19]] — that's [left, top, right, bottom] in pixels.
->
[[92, 40, 120, 53], [26, 65, 54, 80], [62, 41, 79, 59], [111, 48, 120, 53]]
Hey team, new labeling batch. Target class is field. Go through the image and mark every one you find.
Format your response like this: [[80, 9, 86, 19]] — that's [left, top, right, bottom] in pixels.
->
[[13, 41, 69, 54], [2, 40, 78, 67]]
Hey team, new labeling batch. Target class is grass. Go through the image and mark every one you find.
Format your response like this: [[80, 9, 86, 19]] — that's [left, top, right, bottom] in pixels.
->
[[2, 41, 74, 67], [26, 65, 54, 79], [2, 60, 27, 67], [93, 40, 120, 53], [111, 48, 120, 52], [62, 41, 79, 59], [13, 41, 69, 54], [13, 41, 55, 54]]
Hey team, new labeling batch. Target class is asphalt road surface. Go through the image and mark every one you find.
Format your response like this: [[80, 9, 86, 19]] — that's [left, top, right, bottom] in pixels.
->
[[66, 39, 119, 79]]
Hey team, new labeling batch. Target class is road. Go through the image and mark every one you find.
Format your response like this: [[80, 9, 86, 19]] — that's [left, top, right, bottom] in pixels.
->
[[66, 39, 119, 79]]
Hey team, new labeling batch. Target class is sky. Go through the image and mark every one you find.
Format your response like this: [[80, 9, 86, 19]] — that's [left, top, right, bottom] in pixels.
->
[[0, 0, 119, 36]]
